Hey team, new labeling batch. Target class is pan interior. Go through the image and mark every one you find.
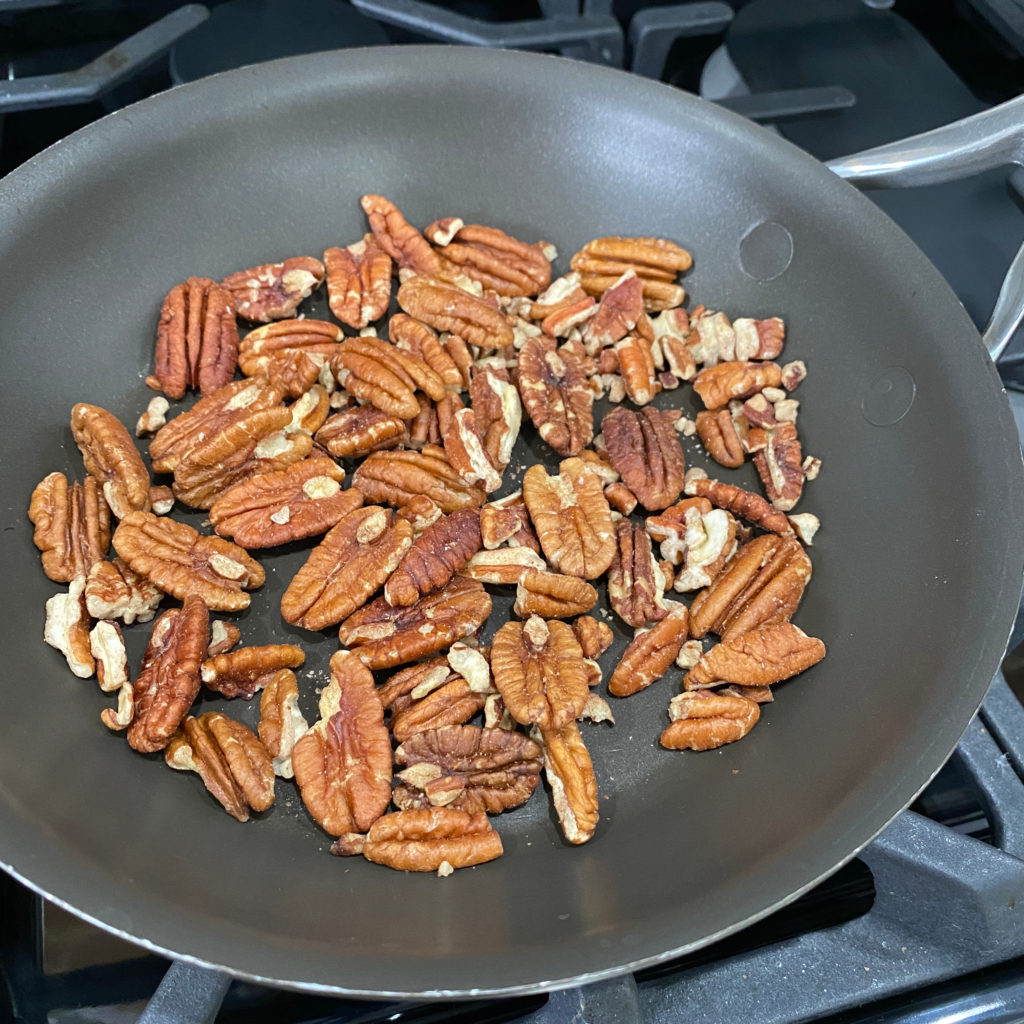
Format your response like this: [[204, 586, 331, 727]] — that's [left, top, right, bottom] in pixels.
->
[[0, 46, 1021, 997]]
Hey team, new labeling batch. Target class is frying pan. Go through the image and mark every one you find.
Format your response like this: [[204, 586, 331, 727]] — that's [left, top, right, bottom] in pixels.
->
[[1, 47, 1023, 1003]]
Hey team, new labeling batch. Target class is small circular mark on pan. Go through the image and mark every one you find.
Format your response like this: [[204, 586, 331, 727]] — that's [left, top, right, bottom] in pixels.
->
[[739, 222, 793, 281], [861, 367, 916, 426]]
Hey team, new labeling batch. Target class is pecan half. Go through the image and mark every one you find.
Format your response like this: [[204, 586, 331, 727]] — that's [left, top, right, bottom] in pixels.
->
[[447, 366, 521, 484], [29, 472, 111, 583], [616, 333, 659, 405], [148, 277, 238, 399], [693, 361, 783, 410], [684, 622, 826, 689], [238, 319, 343, 398], [393, 725, 543, 815], [388, 313, 464, 392], [70, 403, 150, 519], [753, 422, 804, 511], [201, 643, 305, 700], [166, 712, 275, 821], [491, 616, 588, 730], [258, 669, 309, 778], [696, 409, 745, 469], [660, 691, 760, 751], [380, 657, 488, 743], [316, 406, 407, 458], [460, 546, 548, 584], [432, 223, 551, 297], [127, 595, 209, 753], [582, 271, 644, 351], [514, 569, 598, 619], [517, 336, 593, 456], [113, 511, 264, 612], [522, 458, 615, 579], [208, 458, 359, 548], [572, 237, 690, 311], [534, 721, 599, 845], [292, 650, 392, 836], [361, 194, 445, 276], [352, 448, 486, 513], [607, 519, 667, 628], [397, 276, 515, 351], [324, 235, 393, 328], [573, 616, 614, 659], [84, 557, 163, 624], [339, 575, 492, 670], [332, 335, 446, 419], [685, 473, 793, 535], [43, 577, 94, 678], [220, 256, 325, 322], [602, 406, 685, 511], [608, 603, 688, 697], [281, 505, 413, 630]]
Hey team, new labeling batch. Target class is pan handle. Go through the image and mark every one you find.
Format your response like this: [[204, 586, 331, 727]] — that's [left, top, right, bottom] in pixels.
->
[[826, 95, 1024, 362], [136, 960, 230, 1024]]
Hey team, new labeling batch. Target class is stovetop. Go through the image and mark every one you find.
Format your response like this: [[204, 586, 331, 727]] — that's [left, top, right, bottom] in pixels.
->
[[2, 2, 1023, 1023]]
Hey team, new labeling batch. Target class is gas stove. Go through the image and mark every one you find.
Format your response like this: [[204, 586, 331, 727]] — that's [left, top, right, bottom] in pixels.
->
[[2, 3, 1023, 1023]]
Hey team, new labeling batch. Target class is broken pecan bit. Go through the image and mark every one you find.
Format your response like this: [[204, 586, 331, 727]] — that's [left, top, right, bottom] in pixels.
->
[[361, 194, 445, 276], [281, 505, 413, 630], [602, 406, 686, 512], [432, 223, 552, 297], [29, 472, 111, 584], [608, 519, 668, 628], [149, 485, 174, 516], [522, 458, 615, 579], [685, 475, 793, 535], [352, 448, 486, 514], [127, 595, 209, 753], [208, 458, 358, 549], [684, 622, 825, 690], [84, 557, 162, 624], [316, 405, 406, 459], [166, 712, 275, 821], [43, 577, 94, 678], [388, 313, 464, 392], [208, 619, 241, 657], [517, 336, 593, 456], [148, 277, 238, 399], [479, 498, 541, 553], [469, 366, 522, 471], [136, 396, 170, 437], [352, 807, 503, 872], [237, 319, 344, 398], [787, 513, 820, 546], [781, 360, 807, 392], [696, 409, 745, 469], [534, 721, 599, 845], [720, 683, 774, 704], [393, 725, 543, 815], [112, 511, 264, 612], [572, 237, 690, 311], [733, 317, 785, 361], [324, 235, 393, 328], [753, 421, 804, 511], [460, 546, 548, 585], [332, 335, 446, 419], [201, 643, 305, 700], [92, 620, 135, 731], [397, 276, 515, 351], [608, 604, 688, 698], [514, 569, 598, 619], [580, 691, 614, 723], [660, 691, 759, 751], [384, 508, 482, 607], [581, 271, 644, 352], [395, 493, 444, 535], [693, 360, 783, 410], [671, 506, 737, 593], [339, 575, 492, 670], [604, 481, 638, 516], [285, 385, 330, 435], [379, 658, 485, 743], [573, 615, 614, 660], [491, 616, 589, 731], [443, 408, 502, 493], [615, 333, 659, 405], [220, 256, 325, 323], [685, 310, 735, 366], [542, 295, 597, 337], [292, 650, 392, 835], [70, 404, 150, 519], [688, 534, 812, 640], [258, 669, 309, 778]]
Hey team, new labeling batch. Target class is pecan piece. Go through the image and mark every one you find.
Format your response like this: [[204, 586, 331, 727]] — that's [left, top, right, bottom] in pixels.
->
[[733, 317, 785, 360], [604, 481, 638, 515], [361, 194, 445, 276], [388, 313, 464, 392], [316, 406, 406, 458], [70, 403, 150, 519], [91, 620, 134, 731], [443, 366, 521, 488], [339, 576, 491, 670], [258, 669, 310, 778], [84, 557, 163, 624], [148, 277, 238, 399], [572, 237, 691, 311], [292, 650, 391, 836], [393, 725, 543, 815], [522, 458, 615, 579], [281, 505, 413, 630], [534, 721, 599, 845], [514, 569, 598, 619], [684, 622, 825, 690], [693, 361, 783, 410], [352, 448, 486, 514], [127, 595, 209, 753], [670, 506, 737, 593], [238, 319, 343, 398], [615, 333, 659, 405], [29, 472, 111, 583], [166, 712, 275, 821], [380, 657, 488, 743], [573, 616, 613, 659], [660, 691, 759, 751], [201, 643, 305, 700], [208, 619, 241, 657], [479, 498, 541, 553], [43, 577, 94, 678], [602, 406, 685, 511], [332, 335, 445, 419], [113, 511, 264, 612], [608, 603, 688, 697], [685, 473, 793, 535], [324, 235, 393, 328], [208, 458, 359, 548], [136, 396, 170, 437], [432, 223, 552, 297], [397, 276, 514, 351], [582, 271, 644, 351], [517, 336, 593, 456], [753, 422, 804, 511], [696, 409, 745, 469], [607, 519, 668, 628], [460, 546, 548, 585], [220, 256, 325, 322]]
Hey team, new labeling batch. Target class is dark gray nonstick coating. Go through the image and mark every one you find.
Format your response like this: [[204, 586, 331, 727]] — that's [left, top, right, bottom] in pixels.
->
[[0, 47, 1022, 998]]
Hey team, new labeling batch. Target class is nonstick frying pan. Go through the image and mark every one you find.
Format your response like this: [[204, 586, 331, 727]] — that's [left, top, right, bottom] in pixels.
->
[[1, 47, 1023, 1001]]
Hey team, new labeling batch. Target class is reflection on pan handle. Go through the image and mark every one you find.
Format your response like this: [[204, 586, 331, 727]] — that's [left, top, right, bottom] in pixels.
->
[[136, 960, 231, 1024], [826, 95, 1024, 362]]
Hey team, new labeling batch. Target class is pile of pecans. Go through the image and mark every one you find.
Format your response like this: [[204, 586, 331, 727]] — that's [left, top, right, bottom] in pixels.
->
[[28, 194, 826, 875]]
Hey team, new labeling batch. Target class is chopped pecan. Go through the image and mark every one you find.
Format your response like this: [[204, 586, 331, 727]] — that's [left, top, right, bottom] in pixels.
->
[[733, 317, 785, 360], [361, 194, 445, 276], [460, 546, 548, 584], [70, 403, 150, 519], [166, 712, 275, 821], [615, 333, 659, 405], [393, 725, 543, 815], [220, 256, 325, 322], [787, 513, 820, 545], [258, 669, 309, 778], [514, 569, 598, 619], [285, 384, 330, 435], [684, 622, 825, 690], [469, 365, 522, 471], [573, 615, 613, 659], [602, 406, 685, 511], [660, 691, 759, 751], [753, 422, 804, 511], [432, 223, 552, 297], [608, 603, 688, 697], [582, 271, 644, 351], [238, 319, 343, 398], [324, 235, 393, 328], [542, 295, 597, 337], [127, 595, 209, 753], [201, 643, 305, 700], [480, 498, 541, 553], [397, 276, 514, 351], [527, 272, 588, 319], [207, 619, 241, 657], [685, 474, 793, 535], [781, 360, 807, 391], [292, 650, 392, 835], [688, 534, 812, 640], [604, 481, 638, 515], [112, 510, 264, 612], [352, 448, 486, 513], [136, 396, 170, 437], [339, 575, 492, 670], [316, 405, 406, 458], [572, 237, 690, 311], [696, 409, 745, 469], [148, 277, 238, 399], [84, 557, 163, 624], [149, 485, 174, 515], [29, 472, 111, 583], [388, 313, 464, 392], [693, 360, 783, 410], [685, 310, 735, 366], [395, 493, 444, 534], [491, 615, 588, 730], [517, 336, 593, 456], [645, 497, 712, 561], [281, 505, 413, 630], [580, 691, 614, 723], [607, 519, 668, 628], [91, 620, 134, 731], [208, 458, 359, 548], [332, 335, 445, 419], [534, 721, 599, 845], [670, 506, 737, 593], [43, 577, 94, 678]]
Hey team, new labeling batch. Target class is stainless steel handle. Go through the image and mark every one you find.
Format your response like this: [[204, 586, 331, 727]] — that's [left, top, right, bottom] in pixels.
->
[[826, 95, 1024, 362]]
